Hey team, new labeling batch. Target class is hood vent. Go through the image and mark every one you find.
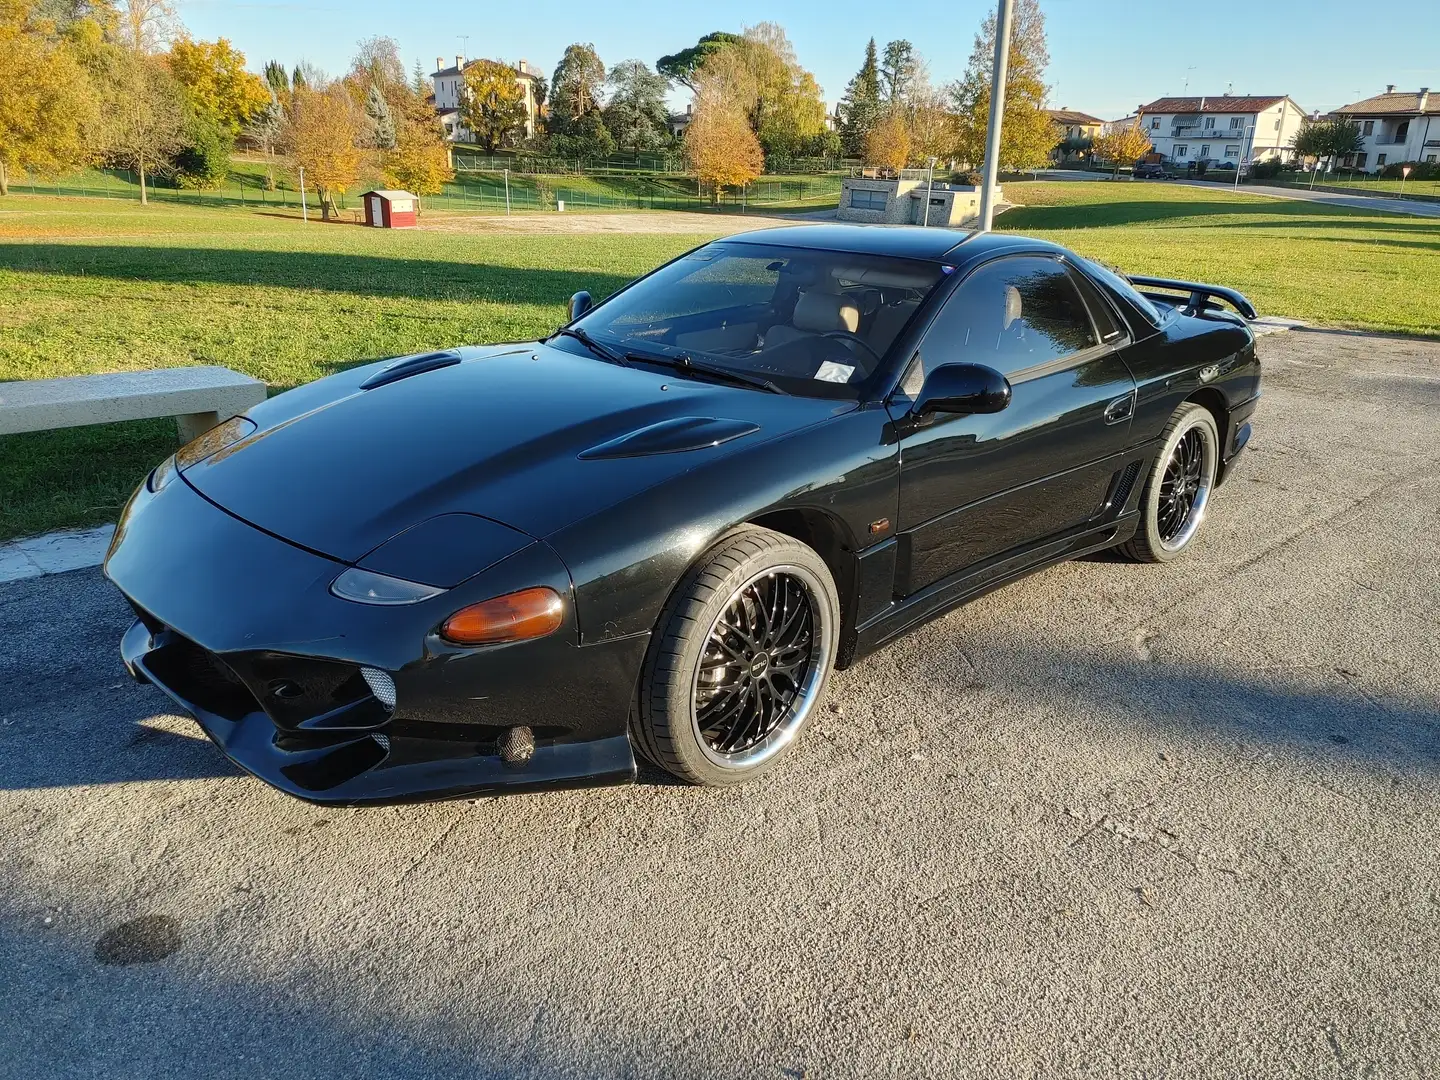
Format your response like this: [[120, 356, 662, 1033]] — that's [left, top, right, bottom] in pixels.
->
[[361, 350, 463, 390], [579, 416, 761, 460]]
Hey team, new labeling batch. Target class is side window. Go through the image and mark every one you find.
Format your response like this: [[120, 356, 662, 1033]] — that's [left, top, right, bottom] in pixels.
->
[[1064, 264, 1124, 342], [916, 257, 1098, 378]]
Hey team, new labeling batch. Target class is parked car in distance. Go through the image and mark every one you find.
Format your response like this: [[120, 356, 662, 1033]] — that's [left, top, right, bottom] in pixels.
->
[[105, 225, 1261, 805], [1134, 162, 1171, 179]]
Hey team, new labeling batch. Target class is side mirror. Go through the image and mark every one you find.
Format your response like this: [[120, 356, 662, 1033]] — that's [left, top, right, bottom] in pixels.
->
[[914, 362, 1011, 417], [568, 291, 593, 322]]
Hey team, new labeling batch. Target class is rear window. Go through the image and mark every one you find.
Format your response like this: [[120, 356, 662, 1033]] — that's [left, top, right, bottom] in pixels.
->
[[1075, 257, 1163, 328]]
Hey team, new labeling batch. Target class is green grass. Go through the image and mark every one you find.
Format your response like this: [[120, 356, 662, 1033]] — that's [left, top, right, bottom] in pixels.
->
[[1267, 171, 1440, 198], [2, 181, 1437, 540], [998, 182, 1440, 336], [13, 162, 845, 215]]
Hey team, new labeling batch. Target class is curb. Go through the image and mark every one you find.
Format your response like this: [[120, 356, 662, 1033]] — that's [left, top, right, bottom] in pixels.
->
[[0, 525, 115, 585]]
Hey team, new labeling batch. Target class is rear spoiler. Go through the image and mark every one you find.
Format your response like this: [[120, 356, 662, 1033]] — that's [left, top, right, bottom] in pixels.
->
[[1128, 276, 1258, 321]]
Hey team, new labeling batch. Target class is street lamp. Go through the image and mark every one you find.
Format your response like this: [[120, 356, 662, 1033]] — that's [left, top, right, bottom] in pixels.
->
[[977, 0, 1015, 232], [1400, 165, 1412, 200]]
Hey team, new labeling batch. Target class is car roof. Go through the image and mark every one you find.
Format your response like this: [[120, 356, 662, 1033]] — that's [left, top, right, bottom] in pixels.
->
[[720, 223, 1063, 265]]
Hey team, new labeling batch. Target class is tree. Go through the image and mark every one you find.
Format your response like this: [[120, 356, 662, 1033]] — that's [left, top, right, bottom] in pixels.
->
[[684, 101, 762, 203], [383, 117, 453, 199], [1092, 119, 1152, 177], [114, 0, 176, 53], [458, 59, 526, 151], [166, 37, 270, 136], [0, 1, 97, 196], [350, 35, 404, 96], [656, 31, 740, 92], [96, 49, 187, 202], [548, 111, 614, 162], [364, 83, 395, 149], [880, 39, 917, 105], [839, 38, 881, 156], [284, 84, 361, 219], [1292, 117, 1363, 187], [689, 23, 824, 163], [549, 43, 604, 134], [948, 0, 1058, 171], [864, 111, 911, 171], [263, 59, 288, 97], [603, 59, 669, 152]]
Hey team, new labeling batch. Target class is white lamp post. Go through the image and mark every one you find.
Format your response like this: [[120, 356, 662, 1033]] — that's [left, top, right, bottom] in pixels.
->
[[976, 0, 1015, 232]]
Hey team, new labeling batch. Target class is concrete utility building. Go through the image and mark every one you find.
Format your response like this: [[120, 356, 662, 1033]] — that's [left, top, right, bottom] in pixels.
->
[[836, 177, 990, 228]]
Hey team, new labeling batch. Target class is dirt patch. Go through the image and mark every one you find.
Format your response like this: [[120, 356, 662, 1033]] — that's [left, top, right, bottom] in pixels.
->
[[414, 209, 814, 236]]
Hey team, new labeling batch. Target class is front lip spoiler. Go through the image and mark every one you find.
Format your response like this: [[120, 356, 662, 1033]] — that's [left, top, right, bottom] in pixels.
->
[[121, 619, 636, 806]]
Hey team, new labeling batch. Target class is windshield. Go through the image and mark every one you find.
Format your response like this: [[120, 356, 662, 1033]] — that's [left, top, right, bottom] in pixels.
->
[[567, 242, 947, 397]]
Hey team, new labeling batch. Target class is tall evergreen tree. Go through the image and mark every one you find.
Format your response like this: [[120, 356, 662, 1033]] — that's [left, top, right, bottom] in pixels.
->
[[365, 82, 395, 149], [879, 40, 917, 105], [839, 38, 881, 156], [549, 43, 605, 135]]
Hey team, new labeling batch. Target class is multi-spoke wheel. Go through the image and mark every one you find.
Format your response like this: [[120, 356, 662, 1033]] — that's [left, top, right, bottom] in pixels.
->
[[633, 527, 839, 786], [1119, 402, 1220, 563]]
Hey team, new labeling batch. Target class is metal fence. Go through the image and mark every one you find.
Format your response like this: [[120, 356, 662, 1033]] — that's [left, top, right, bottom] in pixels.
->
[[14, 166, 844, 216]]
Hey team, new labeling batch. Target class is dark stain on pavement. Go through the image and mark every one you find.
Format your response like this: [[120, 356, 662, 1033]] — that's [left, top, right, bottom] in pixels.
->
[[93, 915, 182, 965]]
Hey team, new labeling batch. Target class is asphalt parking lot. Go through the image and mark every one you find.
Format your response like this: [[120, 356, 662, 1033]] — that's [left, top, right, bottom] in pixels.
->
[[2, 328, 1438, 1079]]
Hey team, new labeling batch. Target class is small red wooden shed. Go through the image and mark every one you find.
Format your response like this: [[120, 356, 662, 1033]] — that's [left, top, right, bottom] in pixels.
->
[[361, 190, 419, 229]]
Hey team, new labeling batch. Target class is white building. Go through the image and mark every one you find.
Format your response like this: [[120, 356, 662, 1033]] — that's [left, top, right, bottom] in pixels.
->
[[1331, 87, 1436, 171], [430, 56, 543, 144], [1135, 94, 1308, 167]]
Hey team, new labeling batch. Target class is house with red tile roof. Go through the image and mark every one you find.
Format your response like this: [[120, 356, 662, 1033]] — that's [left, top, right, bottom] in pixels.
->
[[1134, 94, 1307, 168], [1331, 86, 1436, 172]]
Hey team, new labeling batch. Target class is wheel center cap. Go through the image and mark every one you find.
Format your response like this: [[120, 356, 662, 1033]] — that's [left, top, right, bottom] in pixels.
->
[[749, 653, 770, 678]]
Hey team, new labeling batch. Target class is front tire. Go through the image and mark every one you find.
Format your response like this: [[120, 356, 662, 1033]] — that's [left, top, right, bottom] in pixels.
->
[[632, 527, 840, 787], [1119, 402, 1220, 563]]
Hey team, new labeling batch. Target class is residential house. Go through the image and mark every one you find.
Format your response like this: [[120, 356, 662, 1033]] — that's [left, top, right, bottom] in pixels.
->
[[666, 104, 693, 139], [1331, 87, 1436, 171], [1046, 108, 1104, 163], [1136, 94, 1307, 167], [431, 56, 543, 144]]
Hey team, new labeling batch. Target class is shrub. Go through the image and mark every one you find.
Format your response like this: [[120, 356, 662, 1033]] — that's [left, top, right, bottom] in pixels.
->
[[1248, 158, 1285, 180], [1379, 160, 1438, 180]]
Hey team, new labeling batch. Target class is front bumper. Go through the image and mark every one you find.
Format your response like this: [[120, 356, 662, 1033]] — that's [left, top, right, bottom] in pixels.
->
[[106, 476, 641, 804]]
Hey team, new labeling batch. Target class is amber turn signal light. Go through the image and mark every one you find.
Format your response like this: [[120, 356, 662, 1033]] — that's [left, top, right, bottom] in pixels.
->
[[440, 587, 565, 646]]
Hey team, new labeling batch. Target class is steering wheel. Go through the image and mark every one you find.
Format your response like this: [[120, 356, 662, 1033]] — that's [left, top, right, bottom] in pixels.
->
[[821, 332, 881, 364]]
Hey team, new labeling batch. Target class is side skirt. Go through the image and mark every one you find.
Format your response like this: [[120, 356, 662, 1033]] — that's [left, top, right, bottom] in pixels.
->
[[845, 511, 1141, 665]]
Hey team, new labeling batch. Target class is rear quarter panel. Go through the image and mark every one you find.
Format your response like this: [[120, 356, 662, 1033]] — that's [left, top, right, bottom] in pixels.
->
[[1125, 310, 1259, 445]]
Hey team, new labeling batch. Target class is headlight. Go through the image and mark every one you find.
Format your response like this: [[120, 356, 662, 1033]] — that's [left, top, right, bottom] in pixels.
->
[[331, 567, 446, 605], [147, 455, 178, 493], [176, 415, 256, 469]]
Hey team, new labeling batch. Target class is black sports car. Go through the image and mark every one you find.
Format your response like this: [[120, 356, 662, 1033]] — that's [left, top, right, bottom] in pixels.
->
[[106, 225, 1260, 803]]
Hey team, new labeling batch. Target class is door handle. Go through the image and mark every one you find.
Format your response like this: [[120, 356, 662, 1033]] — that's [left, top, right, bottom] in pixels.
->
[[1104, 391, 1136, 425]]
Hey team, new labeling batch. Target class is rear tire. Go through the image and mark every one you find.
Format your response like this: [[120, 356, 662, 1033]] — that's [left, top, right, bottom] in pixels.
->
[[632, 526, 840, 787], [1119, 402, 1220, 563]]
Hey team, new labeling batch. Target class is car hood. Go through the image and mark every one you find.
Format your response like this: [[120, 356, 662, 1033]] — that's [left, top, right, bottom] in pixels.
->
[[181, 342, 850, 564]]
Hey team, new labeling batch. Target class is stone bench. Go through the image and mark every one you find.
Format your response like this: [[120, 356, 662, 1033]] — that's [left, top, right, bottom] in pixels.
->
[[0, 366, 267, 443]]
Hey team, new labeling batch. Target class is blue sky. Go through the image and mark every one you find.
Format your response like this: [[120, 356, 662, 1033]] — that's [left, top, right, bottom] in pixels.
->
[[185, 0, 1439, 120]]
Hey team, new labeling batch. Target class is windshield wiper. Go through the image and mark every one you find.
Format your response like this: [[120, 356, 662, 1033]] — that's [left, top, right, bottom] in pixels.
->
[[549, 327, 631, 367], [624, 351, 785, 395]]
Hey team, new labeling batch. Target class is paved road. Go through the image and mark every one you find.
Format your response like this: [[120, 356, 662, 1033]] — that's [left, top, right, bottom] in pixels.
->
[[3, 330, 1439, 1079], [1032, 169, 1440, 218], [1179, 179, 1440, 219]]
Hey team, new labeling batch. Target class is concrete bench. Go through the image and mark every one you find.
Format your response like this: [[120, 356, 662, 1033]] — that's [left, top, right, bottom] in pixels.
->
[[0, 366, 267, 443]]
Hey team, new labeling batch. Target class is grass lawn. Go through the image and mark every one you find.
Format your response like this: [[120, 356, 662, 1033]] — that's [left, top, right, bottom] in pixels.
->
[[2, 181, 1437, 541]]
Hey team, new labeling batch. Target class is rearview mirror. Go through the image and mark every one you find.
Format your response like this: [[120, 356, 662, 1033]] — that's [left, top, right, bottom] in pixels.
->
[[914, 363, 1011, 417], [569, 291, 593, 322]]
